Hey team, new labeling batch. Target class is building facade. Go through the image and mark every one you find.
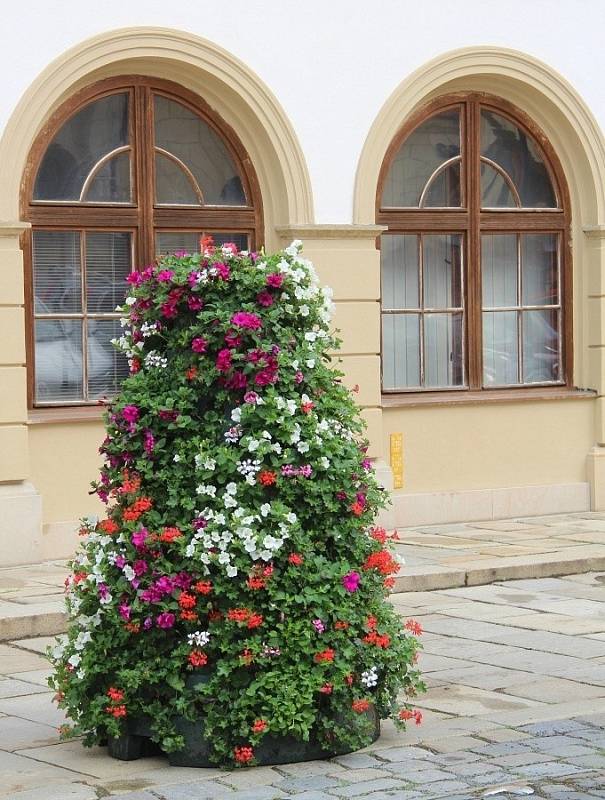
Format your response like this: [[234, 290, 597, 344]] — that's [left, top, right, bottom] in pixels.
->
[[2, 1, 605, 565]]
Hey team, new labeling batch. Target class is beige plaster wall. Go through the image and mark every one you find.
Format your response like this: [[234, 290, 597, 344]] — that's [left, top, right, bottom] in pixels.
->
[[28, 421, 104, 523], [383, 398, 595, 494]]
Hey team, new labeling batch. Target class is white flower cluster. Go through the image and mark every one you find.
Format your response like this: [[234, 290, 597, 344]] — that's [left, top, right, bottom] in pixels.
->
[[361, 666, 379, 688], [187, 630, 210, 647], [185, 485, 299, 574], [144, 350, 168, 369]]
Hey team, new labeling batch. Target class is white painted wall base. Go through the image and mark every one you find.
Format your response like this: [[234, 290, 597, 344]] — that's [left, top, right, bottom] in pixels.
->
[[388, 482, 591, 528], [0, 482, 43, 565]]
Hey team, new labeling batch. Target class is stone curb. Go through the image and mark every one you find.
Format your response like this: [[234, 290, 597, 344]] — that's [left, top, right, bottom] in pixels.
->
[[0, 609, 67, 642], [392, 554, 605, 593]]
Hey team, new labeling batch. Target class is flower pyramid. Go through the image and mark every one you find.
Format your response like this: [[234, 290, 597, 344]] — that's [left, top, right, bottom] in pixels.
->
[[50, 239, 424, 766]]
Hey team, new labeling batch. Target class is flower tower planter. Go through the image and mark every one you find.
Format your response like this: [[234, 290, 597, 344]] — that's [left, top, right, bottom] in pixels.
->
[[49, 240, 424, 767]]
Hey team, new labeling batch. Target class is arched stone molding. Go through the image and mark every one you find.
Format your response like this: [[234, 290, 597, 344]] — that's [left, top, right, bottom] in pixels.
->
[[354, 46, 605, 227], [0, 26, 314, 248]]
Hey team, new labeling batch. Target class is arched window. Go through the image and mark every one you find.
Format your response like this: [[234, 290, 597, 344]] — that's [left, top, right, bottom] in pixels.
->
[[22, 76, 263, 406], [377, 93, 570, 394]]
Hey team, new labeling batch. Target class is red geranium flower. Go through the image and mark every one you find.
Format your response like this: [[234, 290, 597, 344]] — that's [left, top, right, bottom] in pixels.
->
[[288, 553, 304, 565], [314, 648, 335, 663], [352, 699, 370, 713], [234, 745, 254, 764], [188, 650, 208, 668], [251, 719, 267, 734]]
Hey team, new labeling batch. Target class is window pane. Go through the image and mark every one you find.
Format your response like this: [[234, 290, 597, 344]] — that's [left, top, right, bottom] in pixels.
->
[[35, 319, 83, 402], [381, 234, 419, 310], [483, 311, 518, 385], [83, 152, 131, 203], [210, 232, 249, 251], [32, 231, 82, 314], [154, 95, 246, 206], [424, 313, 464, 388], [34, 93, 129, 201], [422, 161, 461, 207], [481, 162, 517, 208], [522, 234, 558, 306], [155, 231, 249, 257], [86, 232, 132, 313], [382, 314, 420, 389], [522, 309, 560, 383], [155, 232, 199, 256], [155, 152, 200, 205], [482, 234, 518, 308], [423, 234, 462, 309], [480, 110, 557, 208], [383, 109, 461, 207], [88, 318, 129, 399]]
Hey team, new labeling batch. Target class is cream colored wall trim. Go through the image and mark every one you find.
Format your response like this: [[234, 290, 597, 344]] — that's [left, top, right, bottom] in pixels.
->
[[354, 46, 605, 225], [584, 225, 605, 239], [276, 224, 386, 240], [390, 482, 590, 528], [0, 221, 30, 236], [0, 27, 314, 243]]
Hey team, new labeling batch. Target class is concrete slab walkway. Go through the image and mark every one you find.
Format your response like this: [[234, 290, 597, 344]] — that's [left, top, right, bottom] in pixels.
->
[[1, 571, 605, 798], [1, 511, 604, 640]]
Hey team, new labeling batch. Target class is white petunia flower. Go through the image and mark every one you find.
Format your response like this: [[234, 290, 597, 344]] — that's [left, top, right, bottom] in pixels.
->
[[226, 565, 238, 577], [361, 666, 379, 688], [260, 503, 271, 517], [173, 454, 181, 463], [231, 407, 242, 422], [297, 441, 310, 453], [187, 630, 210, 647]]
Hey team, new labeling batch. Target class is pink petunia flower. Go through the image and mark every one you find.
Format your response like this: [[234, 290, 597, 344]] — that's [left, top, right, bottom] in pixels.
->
[[191, 337, 208, 353], [216, 349, 232, 372], [342, 571, 361, 593], [156, 612, 176, 629], [266, 273, 284, 288], [231, 311, 262, 330], [257, 291, 274, 307]]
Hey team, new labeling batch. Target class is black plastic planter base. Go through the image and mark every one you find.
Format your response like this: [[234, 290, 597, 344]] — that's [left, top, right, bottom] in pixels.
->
[[107, 708, 380, 767]]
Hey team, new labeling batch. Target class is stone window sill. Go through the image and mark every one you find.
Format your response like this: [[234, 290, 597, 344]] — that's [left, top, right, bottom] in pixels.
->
[[381, 387, 596, 408]]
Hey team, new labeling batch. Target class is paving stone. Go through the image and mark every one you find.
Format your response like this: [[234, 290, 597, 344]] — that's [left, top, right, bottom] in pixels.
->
[[0, 714, 58, 750], [332, 769, 393, 783], [275, 775, 342, 792], [218, 766, 282, 789], [103, 793, 159, 800], [410, 778, 471, 795], [372, 747, 433, 762], [563, 753, 605, 769], [277, 761, 348, 777], [6, 785, 98, 800], [153, 782, 236, 799], [400, 768, 457, 784], [326, 777, 404, 796], [491, 751, 553, 768], [331, 753, 385, 769], [519, 718, 598, 736], [0, 677, 49, 698], [513, 761, 586, 779], [469, 741, 530, 757], [0, 692, 67, 727], [527, 734, 589, 752], [0, 749, 86, 796]]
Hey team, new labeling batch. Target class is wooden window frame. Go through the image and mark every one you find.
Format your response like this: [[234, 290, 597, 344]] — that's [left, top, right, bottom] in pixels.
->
[[376, 92, 572, 401], [21, 75, 264, 410]]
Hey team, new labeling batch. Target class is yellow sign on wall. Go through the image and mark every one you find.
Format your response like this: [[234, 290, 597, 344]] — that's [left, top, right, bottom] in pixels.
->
[[390, 433, 404, 489]]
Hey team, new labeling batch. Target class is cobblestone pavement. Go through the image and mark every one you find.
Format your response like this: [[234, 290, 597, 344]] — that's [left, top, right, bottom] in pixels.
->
[[1, 571, 605, 798]]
